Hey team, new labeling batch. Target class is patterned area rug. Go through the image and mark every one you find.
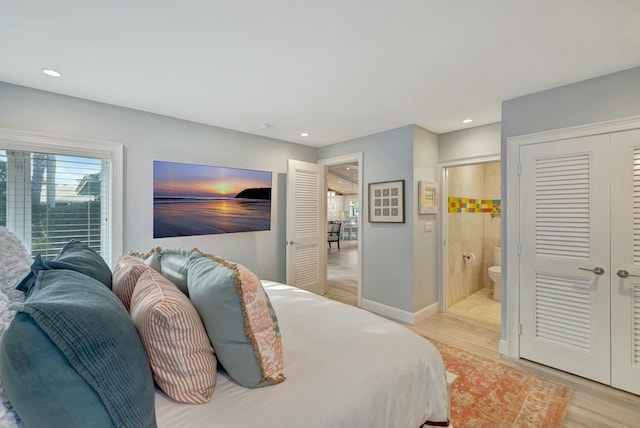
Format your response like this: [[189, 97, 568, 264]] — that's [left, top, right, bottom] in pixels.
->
[[433, 341, 571, 428]]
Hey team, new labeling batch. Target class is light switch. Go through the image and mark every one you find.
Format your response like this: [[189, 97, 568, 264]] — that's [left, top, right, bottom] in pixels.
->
[[424, 222, 433, 233]]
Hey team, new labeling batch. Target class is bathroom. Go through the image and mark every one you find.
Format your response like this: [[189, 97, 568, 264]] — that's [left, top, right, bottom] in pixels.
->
[[445, 161, 501, 325]]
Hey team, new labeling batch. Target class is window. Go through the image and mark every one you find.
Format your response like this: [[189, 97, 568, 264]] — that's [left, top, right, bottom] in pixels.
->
[[0, 129, 123, 266]]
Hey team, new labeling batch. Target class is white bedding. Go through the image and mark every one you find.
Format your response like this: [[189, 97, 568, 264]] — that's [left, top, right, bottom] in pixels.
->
[[155, 281, 449, 428]]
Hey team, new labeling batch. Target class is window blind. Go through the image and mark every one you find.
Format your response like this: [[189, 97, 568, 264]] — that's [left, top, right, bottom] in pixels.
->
[[0, 149, 112, 263]]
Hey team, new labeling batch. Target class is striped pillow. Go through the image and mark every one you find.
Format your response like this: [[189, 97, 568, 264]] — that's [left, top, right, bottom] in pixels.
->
[[112, 255, 148, 311], [130, 268, 217, 404]]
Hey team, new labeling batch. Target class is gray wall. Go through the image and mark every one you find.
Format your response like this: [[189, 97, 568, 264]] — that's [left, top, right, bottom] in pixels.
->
[[0, 82, 317, 282], [501, 65, 640, 338], [502, 67, 640, 141], [439, 123, 501, 163], [413, 126, 439, 311], [320, 125, 440, 315]]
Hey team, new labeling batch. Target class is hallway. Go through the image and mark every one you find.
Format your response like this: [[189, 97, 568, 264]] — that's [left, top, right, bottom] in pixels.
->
[[324, 239, 357, 306]]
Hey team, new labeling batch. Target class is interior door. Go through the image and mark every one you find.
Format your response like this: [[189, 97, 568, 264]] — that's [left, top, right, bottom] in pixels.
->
[[611, 128, 640, 394], [286, 159, 326, 295], [519, 134, 611, 384]]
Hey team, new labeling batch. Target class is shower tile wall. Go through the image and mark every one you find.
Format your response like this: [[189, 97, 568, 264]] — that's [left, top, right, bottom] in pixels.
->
[[447, 162, 501, 308], [482, 163, 501, 290]]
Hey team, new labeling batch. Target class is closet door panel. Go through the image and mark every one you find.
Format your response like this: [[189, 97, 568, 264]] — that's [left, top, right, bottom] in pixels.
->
[[611, 128, 640, 395], [519, 135, 611, 384]]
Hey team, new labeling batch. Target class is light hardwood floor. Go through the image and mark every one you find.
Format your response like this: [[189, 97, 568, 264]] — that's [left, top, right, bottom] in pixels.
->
[[324, 243, 640, 428], [325, 239, 358, 306]]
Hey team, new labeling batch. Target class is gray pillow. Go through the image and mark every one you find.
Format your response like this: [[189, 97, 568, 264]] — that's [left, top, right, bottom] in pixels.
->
[[1, 269, 156, 428], [16, 239, 112, 296]]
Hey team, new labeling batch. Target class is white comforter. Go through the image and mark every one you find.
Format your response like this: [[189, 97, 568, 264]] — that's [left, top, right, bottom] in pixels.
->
[[155, 281, 449, 428]]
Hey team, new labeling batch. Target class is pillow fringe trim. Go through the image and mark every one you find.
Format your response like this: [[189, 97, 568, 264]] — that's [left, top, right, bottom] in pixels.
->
[[192, 248, 285, 386], [128, 246, 163, 260], [127, 246, 285, 385]]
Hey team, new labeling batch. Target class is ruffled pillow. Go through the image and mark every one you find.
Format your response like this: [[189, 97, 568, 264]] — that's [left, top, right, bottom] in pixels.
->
[[188, 253, 284, 388]]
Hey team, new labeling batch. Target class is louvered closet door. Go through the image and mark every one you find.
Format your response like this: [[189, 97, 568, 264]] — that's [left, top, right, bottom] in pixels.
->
[[286, 159, 326, 295], [611, 129, 640, 394], [519, 135, 611, 384]]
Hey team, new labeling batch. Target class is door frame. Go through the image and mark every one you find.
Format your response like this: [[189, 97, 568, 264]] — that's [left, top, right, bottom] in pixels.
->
[[438, 155, 501, 313], [319, 152, 363, 307], [505, 114, 640, 359]]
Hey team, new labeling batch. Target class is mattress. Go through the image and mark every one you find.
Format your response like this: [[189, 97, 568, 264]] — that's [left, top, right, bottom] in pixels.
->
[[155, 281, 449, 427]]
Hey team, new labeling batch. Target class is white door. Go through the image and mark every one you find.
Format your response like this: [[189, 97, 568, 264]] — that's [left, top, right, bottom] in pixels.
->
[[519, 135, 611, 384], [611, 128, 640, 394], [286, 159, 326, 295]]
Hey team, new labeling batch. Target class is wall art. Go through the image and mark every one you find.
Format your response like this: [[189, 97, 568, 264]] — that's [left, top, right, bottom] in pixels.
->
[[153, 160, 272, 238], [368, 179, 405, 223], [418, 180, 437, 214]]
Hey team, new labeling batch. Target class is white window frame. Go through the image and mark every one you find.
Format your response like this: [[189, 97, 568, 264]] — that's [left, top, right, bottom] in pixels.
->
[[0, 128, 123, 266]]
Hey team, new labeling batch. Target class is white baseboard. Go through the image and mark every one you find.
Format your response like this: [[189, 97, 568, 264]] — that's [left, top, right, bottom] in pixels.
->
[[361, 299, 413, 323], [361, 299, 439, 325], [414, 302, 439, 324]]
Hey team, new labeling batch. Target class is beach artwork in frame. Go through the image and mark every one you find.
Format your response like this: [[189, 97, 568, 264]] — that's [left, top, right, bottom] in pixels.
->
[[368, 179, 405, 223], [418, 180, 437, 214], [153, 160, 272, 238]]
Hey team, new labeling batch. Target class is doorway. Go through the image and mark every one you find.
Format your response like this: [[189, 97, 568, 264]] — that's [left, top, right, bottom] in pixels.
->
[[442, 160, 501, 327], [319, 153, 362, 307]]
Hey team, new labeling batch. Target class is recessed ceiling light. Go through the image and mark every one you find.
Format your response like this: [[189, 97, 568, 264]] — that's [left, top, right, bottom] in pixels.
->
[[42, 69, 62, 77], [462, 118, 473, 124], [258, 123, 272, 129], [300, 132, 309, 137]]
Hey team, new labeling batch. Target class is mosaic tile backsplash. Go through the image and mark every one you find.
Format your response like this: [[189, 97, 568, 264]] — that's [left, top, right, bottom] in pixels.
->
[[448, 197, 501, 213]]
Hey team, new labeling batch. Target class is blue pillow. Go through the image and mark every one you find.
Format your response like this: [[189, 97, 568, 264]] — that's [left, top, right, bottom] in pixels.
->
[[187, 256, 284, 388], [16, 239, 112, 296], [1, 269, 156, 428], [1, 313, 115, 428], [159, 249, 197, 295]]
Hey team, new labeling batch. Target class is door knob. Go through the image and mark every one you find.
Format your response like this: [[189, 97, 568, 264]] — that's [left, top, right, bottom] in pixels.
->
[[578, 266, 605, 275], [616, 269, 640, 278]]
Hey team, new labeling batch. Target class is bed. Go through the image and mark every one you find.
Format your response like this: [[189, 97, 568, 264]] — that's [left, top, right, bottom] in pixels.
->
[[155, 281, 450, 428], [0, 236, 450, 428]]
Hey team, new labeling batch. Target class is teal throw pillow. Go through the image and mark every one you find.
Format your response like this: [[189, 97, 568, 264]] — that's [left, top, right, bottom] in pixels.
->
[[159, 249, 197, 295], [1, 269, 156, 428], [187, 255, 284, 388], [1, 313, 115, 428], [16, 239, 112, 296]]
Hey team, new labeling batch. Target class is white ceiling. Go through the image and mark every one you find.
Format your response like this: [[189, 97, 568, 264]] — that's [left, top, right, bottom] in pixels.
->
[[328, 163, 359, 195], [2, 1, 640, 147]]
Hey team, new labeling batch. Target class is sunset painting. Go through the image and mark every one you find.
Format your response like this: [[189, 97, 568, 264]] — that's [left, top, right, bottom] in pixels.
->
[[153, 160, 272, 238]]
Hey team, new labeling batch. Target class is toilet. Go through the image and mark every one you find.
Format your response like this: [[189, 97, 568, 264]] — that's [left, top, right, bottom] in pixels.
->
[[488, 246, 502, 302]]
